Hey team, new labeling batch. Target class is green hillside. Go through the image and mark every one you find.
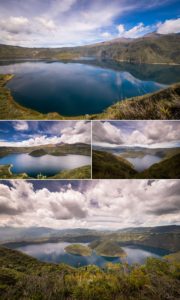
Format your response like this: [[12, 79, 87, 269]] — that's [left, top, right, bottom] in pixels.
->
[[92, 150, 180, 179], [92, 150, 137, 179], [0, 246, 180, 300], [65, 244, 92, 256], [50, 165, 91, 179], [136, 153, 180, 179], [0, 142, 91, 158], [90, 240, 127, 258], [0, 33, 180, 64]]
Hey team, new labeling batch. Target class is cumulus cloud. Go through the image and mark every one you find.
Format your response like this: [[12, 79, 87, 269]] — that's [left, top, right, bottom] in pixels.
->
[[0, 180, 179, 229], [0, 0, 174, 47], [157, 18, 180, 34], [92, 121, 124, 145], [0, 16, 30, 34], [0, 121, 91, 147], [60, 121, 91, 144], [92, 121, 180, 147], [117, 22, 154, 38], [13, 121, 29, 131]]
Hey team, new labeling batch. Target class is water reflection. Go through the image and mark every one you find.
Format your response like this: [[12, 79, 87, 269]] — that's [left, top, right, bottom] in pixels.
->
[[13, 241, 169, 267], [0, 60, 173, 115], [0, 153, 91, 177], [125, 155, 162, 171]]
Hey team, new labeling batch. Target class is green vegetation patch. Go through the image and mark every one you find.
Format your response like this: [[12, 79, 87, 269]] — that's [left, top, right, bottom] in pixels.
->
[[65, 244, 92, 256], [92, 150, 180, 179], [135, 153, 180, 179], [29, 149, 47, 157], [0, 164, 28, 179], [1, 246, 180, 300], [92, 150, 137, 179], [90, 240, 127, 258], [50, 165, 91, 179]]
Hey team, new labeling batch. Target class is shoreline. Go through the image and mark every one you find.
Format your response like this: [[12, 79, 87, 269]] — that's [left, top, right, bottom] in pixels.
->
[[0, 74, 180, 120]]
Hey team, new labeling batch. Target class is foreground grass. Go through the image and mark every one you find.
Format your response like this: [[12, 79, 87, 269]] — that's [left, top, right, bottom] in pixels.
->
[[0, 74, 180, 120], [0, 246, 180, 300], [0, 165, 91, 179], [92, 150, 137, 179], [50, 165, 91, 179], [0, 164, 28, 179]]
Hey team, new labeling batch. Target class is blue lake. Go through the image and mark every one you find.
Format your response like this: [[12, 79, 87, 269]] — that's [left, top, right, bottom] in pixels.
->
[[0, 60, 178, 116], [125, 154, 162, 171], [13, 242, 169, 267], [0, 153, 91, 177]]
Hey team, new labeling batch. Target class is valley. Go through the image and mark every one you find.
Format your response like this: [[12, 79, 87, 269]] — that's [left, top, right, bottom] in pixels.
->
[[92, 148, 180, 179]]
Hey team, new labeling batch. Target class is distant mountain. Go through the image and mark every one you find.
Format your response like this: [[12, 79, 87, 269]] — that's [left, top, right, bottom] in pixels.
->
[[0, 142, 91, 158], [0, 33, 179, 64]]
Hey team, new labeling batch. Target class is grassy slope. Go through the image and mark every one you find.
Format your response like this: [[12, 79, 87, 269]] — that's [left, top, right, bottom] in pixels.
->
[[90, 240, 127, 258], [0, 33, 180, 64], [94, 83, 180, 120], [92, 150, 180, 179], [65, 244, 92, 256], [50, 166, 91, 179], [0, 246, 179, 300], [50, 165, 91, 179], [92, 150, 137, 179], [136, 153, 180, 179], [0, 74, 180, 120], [0, 165, 91, 179], [164, 251, 180, 263], [0, 165, 28, 179]]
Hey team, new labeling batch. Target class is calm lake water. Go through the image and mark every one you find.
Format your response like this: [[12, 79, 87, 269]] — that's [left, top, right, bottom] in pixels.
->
[[125, 155, 162, 171], [0, 153, 90, 177], [13, 242, 169, 267], [1, 60, 179, 116]]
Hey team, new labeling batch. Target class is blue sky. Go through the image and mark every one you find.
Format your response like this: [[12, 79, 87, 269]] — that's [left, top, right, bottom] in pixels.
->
[[0, 0, 179, 47], [92, 121, 180, 148], [0, 121, 91, 146]]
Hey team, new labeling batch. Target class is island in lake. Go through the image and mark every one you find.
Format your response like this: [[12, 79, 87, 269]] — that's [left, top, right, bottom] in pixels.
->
[[0, 121, 91, 179], [0, 225, 179, 300]]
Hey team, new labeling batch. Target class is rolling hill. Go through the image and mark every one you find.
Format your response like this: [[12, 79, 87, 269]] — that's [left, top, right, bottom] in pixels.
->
[[0, 33, 180, 64], [92, 150, 180, 179], [92, 150, 137, 179]]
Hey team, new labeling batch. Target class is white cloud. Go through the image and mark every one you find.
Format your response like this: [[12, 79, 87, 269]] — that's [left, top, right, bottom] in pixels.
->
[[60, 121, 91, 144], [0, 121, 91, 147], [35, 17, 57, 31], [0, 180, 179, 229], [0, 16, 30, 34], [93, 121, 180, 147], [117, 24, 125, 35], [101, 32, 112, 38], [157, 18, 180, 34], [13, 121, 29, 131], [117, 22, 154, 38]]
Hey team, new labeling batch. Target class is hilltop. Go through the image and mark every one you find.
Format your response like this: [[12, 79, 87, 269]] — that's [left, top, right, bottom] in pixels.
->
[[0, 33, 180, 64]]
